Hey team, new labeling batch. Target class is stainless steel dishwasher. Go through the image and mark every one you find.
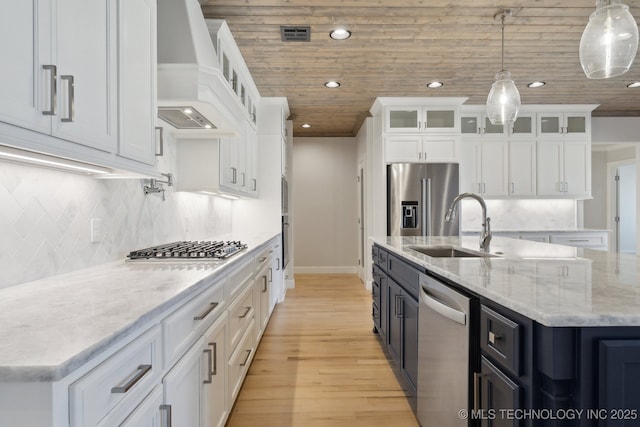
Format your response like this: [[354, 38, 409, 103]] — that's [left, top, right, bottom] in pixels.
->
[[417, 272, 475, 427]]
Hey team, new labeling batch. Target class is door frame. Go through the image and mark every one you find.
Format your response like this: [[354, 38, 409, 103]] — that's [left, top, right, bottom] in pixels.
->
[[357, 158, 366, 282], [607, 159, 636, 253]]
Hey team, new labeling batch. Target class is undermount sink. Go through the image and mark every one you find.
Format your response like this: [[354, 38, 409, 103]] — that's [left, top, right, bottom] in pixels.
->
[[409, 246, 495, 258]]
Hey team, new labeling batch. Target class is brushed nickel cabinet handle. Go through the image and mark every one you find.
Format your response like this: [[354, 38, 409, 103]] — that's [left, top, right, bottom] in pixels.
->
[[60, 75, 74, 122], [42, 65, 56, 115], [193, 302, 219, 320], [258, 256, 267, 263], [203, 349, 213, 384], [239, 349, 252, 367], [473, 372, 486, 412], [155, 127, 164, 156], [251, 178, 257, 191], [160, 404, 172, 427], [111, 364, 152, 393], [488, 331, 502, 345], [262, 275, 268, 293], [239, 306, 251, 319], [268, 267, 273, 283], [209, 342, 217, 375]]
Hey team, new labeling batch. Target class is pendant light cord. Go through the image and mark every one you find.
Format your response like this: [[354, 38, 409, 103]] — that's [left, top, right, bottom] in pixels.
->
[[501, 13, 505, 71]]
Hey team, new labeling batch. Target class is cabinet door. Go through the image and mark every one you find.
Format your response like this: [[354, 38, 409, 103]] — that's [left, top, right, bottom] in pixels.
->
[[384, 135, 421, 163], [481, 139, 509, 196], [0, 1, 52, 133], [202, 317, 228, 427], [120, 386, 164, 427], [220, 136, 240, 191], [423, 136, 459, 162], [386, 107, 421, 133], [163, 337, 205, 427], [54, 0, 118, 151], [461, 114, 482, 136], [379, 273, 389, 343], [459, 138, 482, 193], [599, 339, 640, 425], [256, 269, 270, 337], [536, 139, 563, 196], [387, 279, 402, 361], [563, 140, 590, 197], [537, 113, 563, 138], [564, 113, 589, 138], [509, 139, 536, 196], [245, 123, 258, 196], [402, 293, 419, 392], [117, 0, 156, 165], [480, 357, 521, 427], [424, 108, 457, 133], [510, 113, 535, 139]]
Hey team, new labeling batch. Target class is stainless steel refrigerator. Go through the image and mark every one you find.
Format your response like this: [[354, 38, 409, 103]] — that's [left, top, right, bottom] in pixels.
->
[[387, 163, 460, 236]]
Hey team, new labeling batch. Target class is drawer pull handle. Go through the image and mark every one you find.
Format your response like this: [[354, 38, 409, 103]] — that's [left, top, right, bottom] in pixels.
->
[[258, 256, 267, 263], [262, 275, 268, 293], [160, 404, 172, 427], [473, 372, 487, 412], [194, 302, 219, 320], [488, 331, 501, 345], [111, 364, 152, 393], [568, 239, 590, 243], [239, 306, 251, 319], [60, 75, 74, 122], [203, 348, 213, 384], [240, 349, 252, 367]]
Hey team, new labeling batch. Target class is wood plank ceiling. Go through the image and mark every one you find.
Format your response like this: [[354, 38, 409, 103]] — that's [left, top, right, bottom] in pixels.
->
[[201, 0, 640, 137]]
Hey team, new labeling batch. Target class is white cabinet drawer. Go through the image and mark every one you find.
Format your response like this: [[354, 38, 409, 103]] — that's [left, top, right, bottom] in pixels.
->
[[227, 282, 255, 352], [228, 318, 255, 402], [225, 256, 256, 301], [109, 385, 163, 427], [163, 278, 225, 367], [549, 233, 608, 249], [70, 326, 161, 427]]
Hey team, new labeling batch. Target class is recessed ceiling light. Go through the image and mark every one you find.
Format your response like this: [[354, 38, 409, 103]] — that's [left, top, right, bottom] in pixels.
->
[[527, 81, 546, 88], [301, 123, 312, 128], [330, 29, 351, 40], [426, 81, 444, 88], [627, 81, 640, 88], [324, 81, 340, 88]]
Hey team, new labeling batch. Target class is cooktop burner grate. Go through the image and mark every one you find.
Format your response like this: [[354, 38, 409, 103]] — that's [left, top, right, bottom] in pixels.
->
[[126, 240, 247, 260]]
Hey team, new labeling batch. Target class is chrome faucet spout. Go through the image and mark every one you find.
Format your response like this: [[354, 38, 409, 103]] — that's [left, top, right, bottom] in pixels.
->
[[445, 192, 492, 251]]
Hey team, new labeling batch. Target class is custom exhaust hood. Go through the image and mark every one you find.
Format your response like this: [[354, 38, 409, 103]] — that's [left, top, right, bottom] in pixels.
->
[[157, 0, 242, 136]]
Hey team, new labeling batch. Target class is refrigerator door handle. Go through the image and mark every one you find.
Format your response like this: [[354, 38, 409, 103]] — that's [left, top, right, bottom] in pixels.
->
[[422, 178, 432, 236]]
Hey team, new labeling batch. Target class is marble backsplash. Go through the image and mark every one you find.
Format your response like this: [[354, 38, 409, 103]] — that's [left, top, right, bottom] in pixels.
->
[[460, 199, 577, 231], [0, 131, 232, 289]]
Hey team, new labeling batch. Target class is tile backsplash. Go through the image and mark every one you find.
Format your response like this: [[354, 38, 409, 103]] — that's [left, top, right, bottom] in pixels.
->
[[0, 136, 232, 289], [460, 199, 577, 231]]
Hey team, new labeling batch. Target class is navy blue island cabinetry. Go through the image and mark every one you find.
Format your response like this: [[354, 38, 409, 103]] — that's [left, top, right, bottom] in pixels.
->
[[372, 241, 640, 427]]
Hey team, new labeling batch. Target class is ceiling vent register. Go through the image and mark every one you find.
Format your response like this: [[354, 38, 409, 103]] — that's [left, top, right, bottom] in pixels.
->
[[280, 26, 311, 42]]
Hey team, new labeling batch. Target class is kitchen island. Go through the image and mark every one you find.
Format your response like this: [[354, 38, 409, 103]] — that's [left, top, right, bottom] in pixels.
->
[[372, 235, 640, 427]]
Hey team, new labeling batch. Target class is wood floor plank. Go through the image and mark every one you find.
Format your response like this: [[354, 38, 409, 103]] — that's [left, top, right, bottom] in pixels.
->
[[225, 274, 419, 427]]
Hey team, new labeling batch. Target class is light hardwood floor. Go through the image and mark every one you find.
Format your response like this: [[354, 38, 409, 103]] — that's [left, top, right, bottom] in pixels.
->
[[226, 274, 419, 427]]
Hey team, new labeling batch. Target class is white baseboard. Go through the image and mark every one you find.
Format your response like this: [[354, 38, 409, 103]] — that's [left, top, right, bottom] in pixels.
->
[[293, 266, 359, 274]]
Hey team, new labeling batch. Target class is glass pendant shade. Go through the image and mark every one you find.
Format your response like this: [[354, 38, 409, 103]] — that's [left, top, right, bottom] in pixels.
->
[[486, 71, 521, 125], [580, 0, 639, 79]]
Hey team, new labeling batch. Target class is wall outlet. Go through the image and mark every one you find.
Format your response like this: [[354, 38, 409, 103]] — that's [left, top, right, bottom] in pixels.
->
[[90, 218, 103, 243]]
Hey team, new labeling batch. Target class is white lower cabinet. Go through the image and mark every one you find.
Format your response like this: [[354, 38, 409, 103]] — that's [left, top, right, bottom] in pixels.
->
[[119, 386, 164, 427], [228, 319, 256, 402], [201, 317, 228, 427]]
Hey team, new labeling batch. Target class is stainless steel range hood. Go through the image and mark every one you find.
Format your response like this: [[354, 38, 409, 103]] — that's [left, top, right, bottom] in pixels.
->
[[157, 0, 242, 136]]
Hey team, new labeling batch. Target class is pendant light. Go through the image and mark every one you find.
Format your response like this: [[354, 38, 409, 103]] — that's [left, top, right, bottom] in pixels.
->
[[486, 10, 521, 126], [579, 0, 639, 79]]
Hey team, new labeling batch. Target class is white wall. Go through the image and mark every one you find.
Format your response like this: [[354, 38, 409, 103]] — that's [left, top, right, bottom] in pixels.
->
[[0, 124, 233, 289], [585, 151, 608, 228], [292, 137, 358, 273]]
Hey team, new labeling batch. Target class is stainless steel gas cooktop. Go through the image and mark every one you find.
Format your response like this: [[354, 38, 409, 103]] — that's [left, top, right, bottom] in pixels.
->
[[126, 241, 247, 261]]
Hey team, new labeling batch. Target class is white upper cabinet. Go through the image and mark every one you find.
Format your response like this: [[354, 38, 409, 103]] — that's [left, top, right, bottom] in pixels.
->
[[0, 0, 118, 151], [117, 0, 157, 165], [0, 0, 159, 174], [509, 139, 536, 196], [385, 106, 460, 134], [459, 138, 508, 196], [385, 135, 459, 163], [537, 139, 591, 197], [537, 112, 590, 139]]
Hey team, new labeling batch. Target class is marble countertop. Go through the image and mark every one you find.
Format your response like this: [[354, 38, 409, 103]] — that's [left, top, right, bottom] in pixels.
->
[[373, 235, 640, 327], [0, 232, 278, 382], [462, 228, 611, 233]]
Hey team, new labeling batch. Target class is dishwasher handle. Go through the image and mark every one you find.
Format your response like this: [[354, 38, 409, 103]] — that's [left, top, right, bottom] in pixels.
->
[[421, 286, 467, 325]]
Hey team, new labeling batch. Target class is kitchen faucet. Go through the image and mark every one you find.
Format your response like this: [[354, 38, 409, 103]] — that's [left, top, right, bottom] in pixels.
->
[[445, 193, 492, 251]]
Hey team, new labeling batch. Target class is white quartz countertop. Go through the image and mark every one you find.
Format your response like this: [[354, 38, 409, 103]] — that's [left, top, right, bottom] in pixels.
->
[[373, 235, 640, 328], [462, 228, 611, 233], [0, 233, 278, 382]]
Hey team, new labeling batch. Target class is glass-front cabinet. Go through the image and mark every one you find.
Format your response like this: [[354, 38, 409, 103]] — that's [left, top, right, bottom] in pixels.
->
[[386, 106, 459, 133], [460, 113, 534, 138], [537, 113, 589, 138]]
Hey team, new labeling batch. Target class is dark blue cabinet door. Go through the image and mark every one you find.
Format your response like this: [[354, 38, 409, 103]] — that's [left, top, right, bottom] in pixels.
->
[[402, 292, 419, 392], [599, 340, 640, 427], [481, 356, 521, 427], [388, 278, 402, 362]]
